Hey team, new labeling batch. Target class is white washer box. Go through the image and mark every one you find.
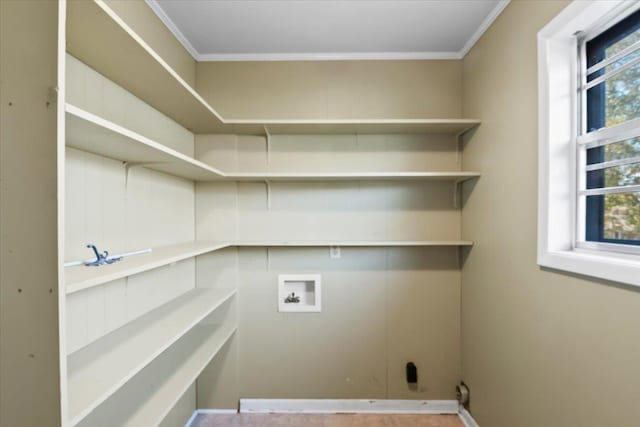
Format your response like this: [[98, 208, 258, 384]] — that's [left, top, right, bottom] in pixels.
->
[[278, 274, 322, 312]]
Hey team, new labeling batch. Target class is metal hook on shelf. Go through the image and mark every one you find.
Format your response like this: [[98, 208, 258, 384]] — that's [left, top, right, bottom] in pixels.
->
[[84, 244, 122, 267]]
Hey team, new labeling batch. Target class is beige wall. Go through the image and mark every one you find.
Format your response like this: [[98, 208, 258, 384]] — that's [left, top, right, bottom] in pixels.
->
[[193, 40, 467, 406], [196, 134, 464, 401], [195, 59, 467, 403], [0, 1, 62, 426], [196, 60, 462, 119], [461, 1, 640, 426], [232, 247, 460, 400]]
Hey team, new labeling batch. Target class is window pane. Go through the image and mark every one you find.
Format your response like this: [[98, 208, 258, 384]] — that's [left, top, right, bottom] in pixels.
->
[[595, 137, 640, 163], [587, 9, 640, 68], [605, 26, 640, 58], [587, 162, 640, 188], [587, 28, 640, 80], [587, 192, 640, 242], [586, 62, 640, 129], [584, 10, 640, 245], [587, 138, 640, 165]]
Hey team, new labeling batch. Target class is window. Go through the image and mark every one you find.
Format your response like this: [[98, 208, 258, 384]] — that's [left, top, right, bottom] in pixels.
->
[[579, 9, 640, 252], [538, 1, 640, 287]]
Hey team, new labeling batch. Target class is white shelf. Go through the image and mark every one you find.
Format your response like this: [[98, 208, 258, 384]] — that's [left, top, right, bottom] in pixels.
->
[[227, 172, 480, 183], [65, 241, 231, 294], [67, 105, 480, 184], [229, 119, 481, 135], [117, 325, 236, 427], [67, 287, 236, 426], [66, 0, 229, 134], [234, 240, 474, 247], [66, 1, 480, 136], [66, 104, 226, 181], [65, 240, 471, 295]]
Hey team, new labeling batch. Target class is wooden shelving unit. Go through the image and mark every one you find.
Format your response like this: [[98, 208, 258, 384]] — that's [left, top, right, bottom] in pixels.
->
[[66, 105, 226, 181], [227, 172, 480, 183], [117, 325, 236, 427], [67, 288, 236, 426], [66, 0, 480, 137], [67, 103, 480, 184], [65, 241, 471, 295], [78, 325, 237, 427], [234, 240, 474, 247], [65, 241, 231, 294], [229, 119, 481, 135], [62, 2, 483, 425], [66, 0, 229, 134]]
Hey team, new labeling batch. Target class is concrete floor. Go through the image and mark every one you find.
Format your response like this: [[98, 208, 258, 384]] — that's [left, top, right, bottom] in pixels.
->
[[190, 413, 464, 427]]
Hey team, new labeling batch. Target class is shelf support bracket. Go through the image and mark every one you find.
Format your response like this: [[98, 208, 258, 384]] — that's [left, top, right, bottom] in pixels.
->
[[124, 161, 165, 187], [265, 180, 272, 211], [267, 247, 271, 271], [453, 180, 462, 209], [264, 126, 271, 164]]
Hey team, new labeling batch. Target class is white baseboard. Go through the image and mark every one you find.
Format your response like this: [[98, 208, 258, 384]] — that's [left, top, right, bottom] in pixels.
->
[[185, 409, 238, 427], [188, 401, 479, 426], [239, 399, 459, 414], [459, 406, 480, 427]]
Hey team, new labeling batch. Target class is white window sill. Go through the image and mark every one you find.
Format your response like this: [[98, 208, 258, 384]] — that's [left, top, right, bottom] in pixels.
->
[[539, 249, 640, 287]]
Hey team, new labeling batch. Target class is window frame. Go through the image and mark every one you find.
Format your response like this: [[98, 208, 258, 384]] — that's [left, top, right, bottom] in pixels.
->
[[537, 0, 640, 287], [576, 9, 640, 253]]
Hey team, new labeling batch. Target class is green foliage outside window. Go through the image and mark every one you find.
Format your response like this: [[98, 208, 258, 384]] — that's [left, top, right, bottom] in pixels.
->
[[602, 30, 640, 240]]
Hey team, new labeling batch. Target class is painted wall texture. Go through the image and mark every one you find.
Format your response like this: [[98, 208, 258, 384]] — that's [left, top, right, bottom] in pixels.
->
[[461, 1, 640, 426]]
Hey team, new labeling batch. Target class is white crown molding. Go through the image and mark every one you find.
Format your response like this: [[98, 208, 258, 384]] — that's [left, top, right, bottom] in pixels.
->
[[459, 0, 511, 57], [147, 0, 511, 62], [145, 0, 200, 59], [197, 51, 463, 61]]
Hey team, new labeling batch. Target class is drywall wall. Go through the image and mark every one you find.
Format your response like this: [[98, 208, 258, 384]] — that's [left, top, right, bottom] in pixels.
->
[[233, 246, 460, 400], [196, 129, 465, 403], [102, 0, 196, 87], [196, 60, 462, 119], [0, 1, 62, 425], [461, 1, 640, 426]]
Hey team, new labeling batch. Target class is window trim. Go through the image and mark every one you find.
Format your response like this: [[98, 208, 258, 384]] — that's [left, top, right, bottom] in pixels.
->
[[537, 0, 640, 287]]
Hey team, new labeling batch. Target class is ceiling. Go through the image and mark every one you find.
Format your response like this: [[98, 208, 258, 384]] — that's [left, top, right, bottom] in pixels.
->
[[147, 0, 510, 61]]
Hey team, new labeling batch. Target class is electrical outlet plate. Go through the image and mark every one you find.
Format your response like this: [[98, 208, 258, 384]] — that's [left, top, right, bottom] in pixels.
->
[[278, 274, 321, 312]]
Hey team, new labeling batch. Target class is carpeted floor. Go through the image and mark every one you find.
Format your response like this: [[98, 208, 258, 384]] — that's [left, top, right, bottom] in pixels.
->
[[189, 413, 464, 427]]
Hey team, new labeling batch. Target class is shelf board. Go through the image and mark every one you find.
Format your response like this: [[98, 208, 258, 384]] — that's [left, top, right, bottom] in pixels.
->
[[65, 241, 231, 294], [234, 240, 474, 247], [66, 104, 226, 181], [230, 119, 481, 135], [118, 325, 237, 427], [225, 172, 480, 182], [67, 287, 236, 426], [65, 239, 471, 295], [67, 1, 481, 136], [66, 0, 230, 134], [67, 105, 480, 184]]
